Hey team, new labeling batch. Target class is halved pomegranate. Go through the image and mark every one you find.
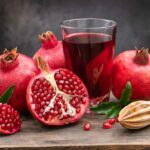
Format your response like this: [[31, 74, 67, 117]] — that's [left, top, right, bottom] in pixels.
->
[[26, 57, 89, 125]]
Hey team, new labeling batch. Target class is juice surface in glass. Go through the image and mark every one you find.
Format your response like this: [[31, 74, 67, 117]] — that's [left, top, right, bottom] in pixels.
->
[[63, 32, 115, 103]]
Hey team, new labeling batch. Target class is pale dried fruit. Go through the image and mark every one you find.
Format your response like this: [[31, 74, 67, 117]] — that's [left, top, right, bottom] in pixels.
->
[[118, 101, 150, 129]]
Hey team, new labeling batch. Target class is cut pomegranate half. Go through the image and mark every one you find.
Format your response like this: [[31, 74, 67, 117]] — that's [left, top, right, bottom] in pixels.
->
[[27, 58, 89, 125]]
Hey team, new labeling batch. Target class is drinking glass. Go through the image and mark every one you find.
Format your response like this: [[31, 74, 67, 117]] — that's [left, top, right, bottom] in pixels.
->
[[60, 18, 116, 106]]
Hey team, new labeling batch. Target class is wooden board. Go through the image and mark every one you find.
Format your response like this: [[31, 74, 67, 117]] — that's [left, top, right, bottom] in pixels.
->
[[0, 114, 150, 150]]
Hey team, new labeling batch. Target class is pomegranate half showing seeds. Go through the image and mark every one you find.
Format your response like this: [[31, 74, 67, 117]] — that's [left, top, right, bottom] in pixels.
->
[[0, 103, 21, 134], [26, 57, 89, 125]]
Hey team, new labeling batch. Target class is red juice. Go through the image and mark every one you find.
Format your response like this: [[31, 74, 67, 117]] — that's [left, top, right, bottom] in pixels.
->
[[63, 33, 115, 103]]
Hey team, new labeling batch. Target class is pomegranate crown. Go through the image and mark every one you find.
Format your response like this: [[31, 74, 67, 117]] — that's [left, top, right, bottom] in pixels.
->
[[134, 47, 149, 65], [0, 47, 19, 64], [38, 31, 58, 49], [36, 56, 50, 73]]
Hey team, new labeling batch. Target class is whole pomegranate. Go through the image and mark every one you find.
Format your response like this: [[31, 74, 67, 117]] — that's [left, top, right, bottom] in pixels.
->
[[0, 103, 21, 135], [33, 31, 66, 69], [0, 48, 38, 113], [26, 57, 89, 126], [112, 48, 150, 100]]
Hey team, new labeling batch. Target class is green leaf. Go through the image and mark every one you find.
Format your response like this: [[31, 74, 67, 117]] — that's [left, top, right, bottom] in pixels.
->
[[0, 85, 15, 104], [106, 105, 122, 118], [91, 102, 118, 115], [120, 81, 132, 106]]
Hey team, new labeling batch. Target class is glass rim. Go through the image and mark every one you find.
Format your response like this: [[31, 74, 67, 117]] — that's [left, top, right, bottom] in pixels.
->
[[60, 18, 117, 30]]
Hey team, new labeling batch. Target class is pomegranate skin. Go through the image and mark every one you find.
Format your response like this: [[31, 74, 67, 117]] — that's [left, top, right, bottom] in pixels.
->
[[112, 49, 150, 100], [33, 31, 66, 69], [0, 49, 38, 114]]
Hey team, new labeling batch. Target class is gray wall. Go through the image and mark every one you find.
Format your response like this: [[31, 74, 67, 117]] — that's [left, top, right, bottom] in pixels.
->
[[0, 0, 150, 56]]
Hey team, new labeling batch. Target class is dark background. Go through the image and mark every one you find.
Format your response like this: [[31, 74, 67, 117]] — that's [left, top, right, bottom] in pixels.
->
[[0, 0, 150, 56]]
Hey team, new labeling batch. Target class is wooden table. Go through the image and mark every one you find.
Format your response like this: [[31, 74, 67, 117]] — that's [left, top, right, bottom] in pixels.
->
[[0, 114, 150, 150]]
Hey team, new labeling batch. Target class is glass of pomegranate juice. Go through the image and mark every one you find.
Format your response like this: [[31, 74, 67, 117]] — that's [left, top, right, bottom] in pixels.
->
[[60, 18, 116, 106]]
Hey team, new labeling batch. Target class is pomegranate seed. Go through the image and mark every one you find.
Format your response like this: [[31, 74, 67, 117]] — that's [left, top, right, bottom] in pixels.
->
[[63, 76, 67, 80], [68, 90, 72, 94], [33, 85, 38, 90], [107, 119, 116, 125], [60, 70, 66, 76], [59, 80, 65, 84], [39, 84, 42, 88], [83, 122, 91, 131], [48, 90, 53, 94], [35, 80, 40, 85], [77, 90, 82, 95], [73, 81, 78, 86], [39, 77, 45, 82], [74, 97, 79, 103], [33, 95, 38, 100], [115, 116, 119, 122], [53, 111, 58, 116], [73, 90, 78, 94], [103, 122, 112, 129], [46, 94, 51, 100], [69, 85, 74, 90], [63, 89, 68, 94], [64, 85, 69, 90], [40, 101, 45, 107], [57, 94, 63, 99], [69, 79, 73, 83], [56, 103, 61, 109], [82, 98, 86, 104], [65, 81, 69, 85], [71, 100, 76, 107], [76, 108, 81, 113], [43, 87, 47, 91], [75, 86, 79, 90], [43, 81, 48, 86], [63, 104, 68, 111], [79, 84, 82, 89], [55, 73, 62, 80], [39, 89, 43, 93], [50, 109, 54, 114], [81, 88, 85, 93], [58, 110, 62, 115]]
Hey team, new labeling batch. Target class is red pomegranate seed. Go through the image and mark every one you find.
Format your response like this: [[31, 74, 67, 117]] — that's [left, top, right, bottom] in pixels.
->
[[76, 108, 81, 113], [71, 100, 76, 107], [107, 118, 116, 125], [64, 85, 69, 90], [59, 80, 65, 84], [83, 122, 91, 131], [55, 73, 62, 80], [70, 85, 74, 90], [65, 81, 69, 85], [82, 98, 86, 104], [63, 76, 67, 80], [103, 122, 112, 129], [59, 70, 66, 76]]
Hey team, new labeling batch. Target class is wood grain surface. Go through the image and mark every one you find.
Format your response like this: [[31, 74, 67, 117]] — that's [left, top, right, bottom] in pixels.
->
[[0, 114, 150, 150]]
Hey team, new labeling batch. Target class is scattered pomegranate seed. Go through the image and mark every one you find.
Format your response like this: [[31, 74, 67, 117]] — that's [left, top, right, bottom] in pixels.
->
[[103, 122, 112, 129], [114, 116, 119, 122], [83, 122, 91, 131], [107, 118, 116, 125]]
